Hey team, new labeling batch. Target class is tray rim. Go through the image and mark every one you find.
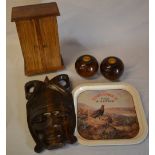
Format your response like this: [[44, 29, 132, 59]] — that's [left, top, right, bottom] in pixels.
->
[[72, 82, 148, 146]]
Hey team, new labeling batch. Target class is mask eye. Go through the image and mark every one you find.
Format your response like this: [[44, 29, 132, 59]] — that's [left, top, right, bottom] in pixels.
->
[[32, 113, 51, 124], [52, 111, 60, 116], [43, 112, 51, 117]]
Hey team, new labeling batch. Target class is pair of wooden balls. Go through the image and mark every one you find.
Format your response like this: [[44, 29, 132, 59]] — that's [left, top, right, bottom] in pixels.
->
[[75, 55, 124, 81]]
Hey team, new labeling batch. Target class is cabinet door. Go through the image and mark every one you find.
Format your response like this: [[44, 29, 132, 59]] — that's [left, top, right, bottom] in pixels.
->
[[39, 16, 62, 70], [16, 17, 63, 76]]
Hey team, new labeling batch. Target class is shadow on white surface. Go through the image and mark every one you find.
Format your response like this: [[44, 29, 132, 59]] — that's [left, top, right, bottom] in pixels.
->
[[61, 39, 88, 68]]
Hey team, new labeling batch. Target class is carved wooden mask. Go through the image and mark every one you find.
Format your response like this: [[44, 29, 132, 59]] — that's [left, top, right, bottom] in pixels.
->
[[25, 74, 77, 153]]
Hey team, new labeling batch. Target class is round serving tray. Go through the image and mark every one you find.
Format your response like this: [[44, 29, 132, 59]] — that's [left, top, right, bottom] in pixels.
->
[[72, 83, 148, 146]]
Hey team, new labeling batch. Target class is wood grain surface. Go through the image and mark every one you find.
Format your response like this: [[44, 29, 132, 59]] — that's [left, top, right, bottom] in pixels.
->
[[16, 16, 63, 76], [11, 2, 60, 22]]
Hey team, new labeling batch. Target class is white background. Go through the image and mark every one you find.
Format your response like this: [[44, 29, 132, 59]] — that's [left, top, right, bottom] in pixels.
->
[[6, 0, 149, 155]]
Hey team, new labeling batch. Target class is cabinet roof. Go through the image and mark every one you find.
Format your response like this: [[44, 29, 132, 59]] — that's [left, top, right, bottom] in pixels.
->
[[11, 2, 60, 22]]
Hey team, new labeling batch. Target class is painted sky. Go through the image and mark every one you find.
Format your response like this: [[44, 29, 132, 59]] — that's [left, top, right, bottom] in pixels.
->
[[78, 89, 134, 109]]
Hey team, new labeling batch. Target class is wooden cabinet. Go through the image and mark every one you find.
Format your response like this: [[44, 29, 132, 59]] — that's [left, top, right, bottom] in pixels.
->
[[11, 2, 64, 76]]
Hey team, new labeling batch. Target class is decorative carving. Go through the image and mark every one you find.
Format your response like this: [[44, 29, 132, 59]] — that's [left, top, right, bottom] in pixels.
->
[[25, 74, 77, 153]]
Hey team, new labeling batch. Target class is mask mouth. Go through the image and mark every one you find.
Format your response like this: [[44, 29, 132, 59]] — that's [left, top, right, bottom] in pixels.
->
[[35, 128, 65, 149], [43, 133, 65, 149]]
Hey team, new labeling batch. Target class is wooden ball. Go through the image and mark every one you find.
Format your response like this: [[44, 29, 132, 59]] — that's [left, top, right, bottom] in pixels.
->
[[100, 56, 124, 81], [75, 55, 99, 78]]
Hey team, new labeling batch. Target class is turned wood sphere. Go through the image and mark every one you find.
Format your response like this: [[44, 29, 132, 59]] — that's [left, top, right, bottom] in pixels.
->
[[100, 56, 124, 81], [75, 55, 99, 78]]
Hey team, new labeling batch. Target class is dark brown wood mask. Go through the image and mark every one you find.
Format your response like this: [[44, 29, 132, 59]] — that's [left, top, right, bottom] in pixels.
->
[[25, 74, 77, 153]]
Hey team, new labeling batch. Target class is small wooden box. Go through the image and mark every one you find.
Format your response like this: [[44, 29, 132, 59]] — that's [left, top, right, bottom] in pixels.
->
[[11, 2, 64, 76]]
